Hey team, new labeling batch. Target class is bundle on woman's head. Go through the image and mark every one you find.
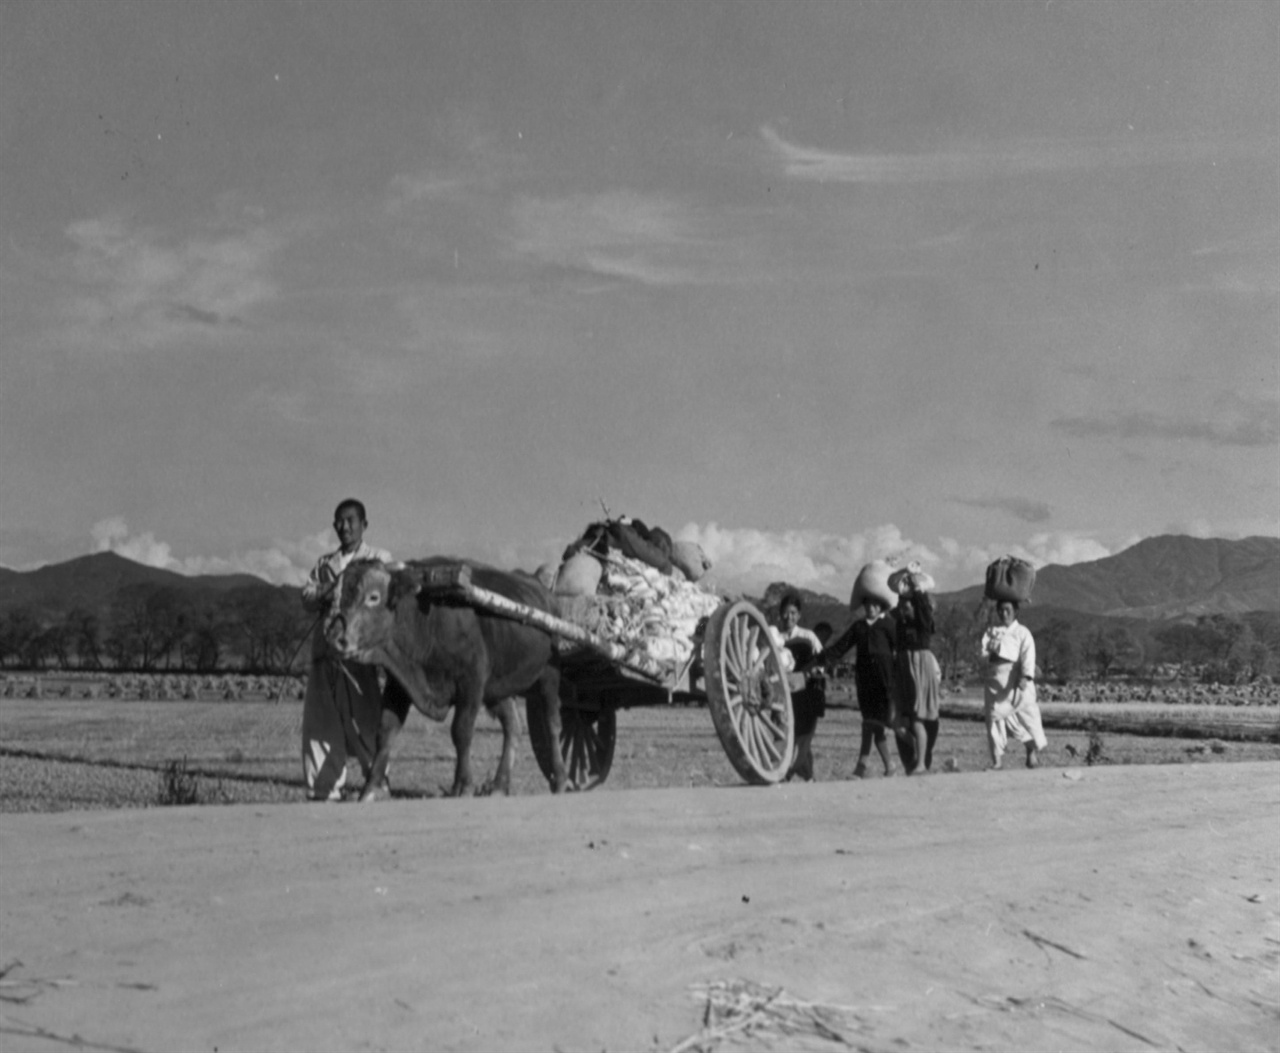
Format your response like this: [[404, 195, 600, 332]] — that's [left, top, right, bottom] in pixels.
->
[[888, 560, 936, 596], [851, 560, 898, 612], [984, 555, 1036, 604]]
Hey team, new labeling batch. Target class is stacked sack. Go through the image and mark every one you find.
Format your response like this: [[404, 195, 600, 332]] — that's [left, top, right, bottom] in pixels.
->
[[554, 551, 602, 597], [671, 540, 712, 582]]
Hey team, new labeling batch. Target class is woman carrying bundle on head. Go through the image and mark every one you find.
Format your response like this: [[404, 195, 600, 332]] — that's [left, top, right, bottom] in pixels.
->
[[890, 566, 942, 774], [810, 561, 909, 778], [980, 557, 1047, 770]]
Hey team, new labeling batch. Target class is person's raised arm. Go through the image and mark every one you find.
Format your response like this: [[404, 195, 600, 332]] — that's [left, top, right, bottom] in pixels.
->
[[914, 591, 936, 636], [802, 621, 856, 672]]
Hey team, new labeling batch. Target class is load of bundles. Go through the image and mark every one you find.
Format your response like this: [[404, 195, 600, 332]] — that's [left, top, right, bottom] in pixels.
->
[[851, 558, 939, 611], [984, 555, 1036, 603], [550, 518, 721, 674], [560, 517, 712, 583], [888, 560, 937, 596], [851, 559, 899, 610]]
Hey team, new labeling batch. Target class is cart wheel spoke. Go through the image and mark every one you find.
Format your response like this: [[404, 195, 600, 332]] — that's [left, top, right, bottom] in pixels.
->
[[528, 695, 616, 792], [756, 710, 784, 737], [750, 717, 779, 763], [703, 600, 793, 785], [743, 718, 765, 764]]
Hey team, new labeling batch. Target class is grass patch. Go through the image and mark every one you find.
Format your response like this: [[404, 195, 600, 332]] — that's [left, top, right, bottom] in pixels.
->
[[1084, 721, 1107, 766], [157, 757, 202, 806]]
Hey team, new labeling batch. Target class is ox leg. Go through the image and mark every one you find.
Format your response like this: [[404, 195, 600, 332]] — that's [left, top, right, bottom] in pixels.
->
[[448, 685, 483, 797], [360, 676, 412, 803], [479, 696, 519, 797], [540, 665, 569, 794]]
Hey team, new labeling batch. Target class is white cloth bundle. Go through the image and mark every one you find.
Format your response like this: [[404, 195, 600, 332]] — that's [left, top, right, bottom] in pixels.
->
[[559, 553, 724, 670]]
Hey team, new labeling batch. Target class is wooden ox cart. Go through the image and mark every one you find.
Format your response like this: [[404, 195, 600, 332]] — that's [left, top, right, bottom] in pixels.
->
[[412, 562, 796, 790]]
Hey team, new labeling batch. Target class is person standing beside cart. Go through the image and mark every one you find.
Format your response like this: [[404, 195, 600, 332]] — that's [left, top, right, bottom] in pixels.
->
[[301, 498, 393, 801], [772, 591, 826, 782]]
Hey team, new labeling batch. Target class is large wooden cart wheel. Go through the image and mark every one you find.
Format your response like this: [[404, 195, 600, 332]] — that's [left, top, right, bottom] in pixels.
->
[[704, 599, 794, 785], [526, 692, 616, 792]]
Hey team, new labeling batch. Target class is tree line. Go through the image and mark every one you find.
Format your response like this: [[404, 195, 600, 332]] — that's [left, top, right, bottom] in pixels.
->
[[2, 583, 1275, 684], [927, 605, 1275, 685], [0, 583, 316, 674]]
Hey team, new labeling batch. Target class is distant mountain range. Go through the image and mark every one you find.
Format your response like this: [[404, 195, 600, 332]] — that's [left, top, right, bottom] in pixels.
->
[[758, 535, 1279, 631], [0, 551, 283, 618], [937, 535, 1280, 618], [3, 535, 1277, 626]]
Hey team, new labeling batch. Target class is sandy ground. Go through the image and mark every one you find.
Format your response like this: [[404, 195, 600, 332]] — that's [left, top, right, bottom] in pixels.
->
[[2, 762, 1278, 1053]]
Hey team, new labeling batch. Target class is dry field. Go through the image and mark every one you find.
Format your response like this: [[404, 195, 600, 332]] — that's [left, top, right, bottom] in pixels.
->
[[3, 679, 1278, 1051], [1, 682, 1277, 812]]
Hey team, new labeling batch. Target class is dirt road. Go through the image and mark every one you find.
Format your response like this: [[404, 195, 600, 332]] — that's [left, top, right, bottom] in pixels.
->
[[2, 762, 1277, 1052]]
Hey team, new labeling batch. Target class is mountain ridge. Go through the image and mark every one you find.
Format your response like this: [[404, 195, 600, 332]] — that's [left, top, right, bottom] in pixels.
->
[[0, 551, 283, 618], [938, 535, 1279, 617], [2, 535, 1276, 624], [754, 535, 1279, 630]]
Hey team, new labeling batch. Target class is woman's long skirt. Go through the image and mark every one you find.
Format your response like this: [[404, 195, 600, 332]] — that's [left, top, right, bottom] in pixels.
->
[[898, 648, 941, 722]]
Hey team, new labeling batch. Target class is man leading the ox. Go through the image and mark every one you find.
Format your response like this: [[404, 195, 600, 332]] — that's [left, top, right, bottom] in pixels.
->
[[301, 498, 402, 801]]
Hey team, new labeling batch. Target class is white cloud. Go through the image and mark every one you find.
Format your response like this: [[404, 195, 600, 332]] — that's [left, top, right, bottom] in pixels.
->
[[675, 522, 1144, 597], [676, 521, 941, 598], [90, 517, 327, 586], [509, 191, 702, 287], [937, 531, 1139, 582], [60, 216, 282, 352], [760, 126, 1260, 185], [386, 173, 469, 210], [1013, 533, 1116, 569], [1163, 516, 1280, 540], [91, 516, 176, 569]]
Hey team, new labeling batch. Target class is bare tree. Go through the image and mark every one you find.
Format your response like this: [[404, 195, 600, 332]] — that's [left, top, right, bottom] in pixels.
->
[[178, 600, 227, 672], [1086, 625, 1141, 679], [932, 602, 981, 684], [64, 607, 103, 670], [228, 586, 312, 673], [1153, 621, 1209, 670], [1, 608, 44, 669], [105, 585, 184, 670], [40, 621, 72, 670], [1038, 618, 1080, 681]]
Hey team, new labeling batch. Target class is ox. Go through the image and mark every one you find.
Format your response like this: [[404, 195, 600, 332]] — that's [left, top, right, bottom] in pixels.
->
[[326, 557, 568, 797]]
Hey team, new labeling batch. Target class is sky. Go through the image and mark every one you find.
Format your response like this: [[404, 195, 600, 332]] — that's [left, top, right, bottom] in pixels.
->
[[1, 0, 1277, 598]]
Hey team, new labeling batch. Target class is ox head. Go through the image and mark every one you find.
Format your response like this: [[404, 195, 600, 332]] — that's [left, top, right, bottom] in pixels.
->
[[325, 559, 420, 662]]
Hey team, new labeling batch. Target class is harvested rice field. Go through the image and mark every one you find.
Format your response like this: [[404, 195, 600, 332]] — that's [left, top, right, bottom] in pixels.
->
[[2, 687, 1276, 811]]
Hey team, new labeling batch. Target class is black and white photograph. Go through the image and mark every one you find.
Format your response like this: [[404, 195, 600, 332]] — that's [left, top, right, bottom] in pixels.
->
[[1, 2, 1277, 1049]]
